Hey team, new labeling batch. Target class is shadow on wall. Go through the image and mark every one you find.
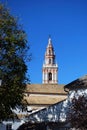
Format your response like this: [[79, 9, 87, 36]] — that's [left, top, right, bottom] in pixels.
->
[[17, 99, 69, 130]]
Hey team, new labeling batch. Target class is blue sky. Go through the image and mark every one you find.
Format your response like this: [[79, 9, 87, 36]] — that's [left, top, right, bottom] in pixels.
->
[[1, 0, 87, 84]]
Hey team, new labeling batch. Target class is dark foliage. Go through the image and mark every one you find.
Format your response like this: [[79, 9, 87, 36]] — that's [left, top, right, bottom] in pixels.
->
[[67, 94, 87, 130], [17, 122, 47, 130], [0, 3, 30, 121]]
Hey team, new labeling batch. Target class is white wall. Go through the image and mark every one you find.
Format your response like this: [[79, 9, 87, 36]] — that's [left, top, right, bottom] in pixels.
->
[[28, 99, 68, 123], [0, 120, 25, 130], [69, 89, 87, 100], [28, 88, 87, 124]]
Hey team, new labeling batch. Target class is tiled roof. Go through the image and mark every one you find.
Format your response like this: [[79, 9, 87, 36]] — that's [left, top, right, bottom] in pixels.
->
[[64, 75, 87, 91], [24, 95, 66, 105], [26, 84, 66, 94]]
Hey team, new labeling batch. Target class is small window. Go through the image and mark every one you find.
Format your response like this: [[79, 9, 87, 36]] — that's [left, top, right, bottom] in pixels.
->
[[49, 50, 51, 55], [49, 59, 51, 64], [6, 123, 12, 130], [48, 72, 52, 81]]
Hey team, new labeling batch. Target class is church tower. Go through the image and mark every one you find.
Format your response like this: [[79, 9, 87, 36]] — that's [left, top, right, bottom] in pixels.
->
[[42, 37, 58, 84]]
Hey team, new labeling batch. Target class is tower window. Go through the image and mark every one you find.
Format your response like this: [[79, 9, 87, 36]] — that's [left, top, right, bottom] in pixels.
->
[[49, 50, 51, 55], [48, 72, 52, 81], [49, 59, 51, 64]]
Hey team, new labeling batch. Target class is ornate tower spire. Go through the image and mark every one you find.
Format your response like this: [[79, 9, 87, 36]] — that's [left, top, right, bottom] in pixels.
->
[[42, 37, 58, 84]]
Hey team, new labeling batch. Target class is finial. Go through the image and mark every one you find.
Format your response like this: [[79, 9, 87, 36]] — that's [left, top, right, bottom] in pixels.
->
[[48, 35, 52, 45]]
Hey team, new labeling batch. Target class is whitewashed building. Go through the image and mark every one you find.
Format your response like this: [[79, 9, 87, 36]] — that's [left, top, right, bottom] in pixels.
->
[[18, 75, 87, 130]]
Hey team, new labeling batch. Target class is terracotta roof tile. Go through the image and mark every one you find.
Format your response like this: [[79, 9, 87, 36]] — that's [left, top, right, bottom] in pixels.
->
[[26, 84, 66, 94], [64, 75, 87, 91]]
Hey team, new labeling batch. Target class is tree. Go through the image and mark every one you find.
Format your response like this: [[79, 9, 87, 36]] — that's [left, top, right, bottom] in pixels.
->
[[67, 95, 87, 130], [0, 3, 30, 121]]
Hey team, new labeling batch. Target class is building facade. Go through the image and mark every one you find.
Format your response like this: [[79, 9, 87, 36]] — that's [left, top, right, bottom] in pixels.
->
[[25, 75, 87, 130], [24, 37, 66, 112], [17, 38, 87, 130]]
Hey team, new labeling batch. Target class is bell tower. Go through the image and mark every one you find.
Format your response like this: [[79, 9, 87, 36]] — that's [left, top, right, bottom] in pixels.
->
[[42, 37, 58, 84]]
